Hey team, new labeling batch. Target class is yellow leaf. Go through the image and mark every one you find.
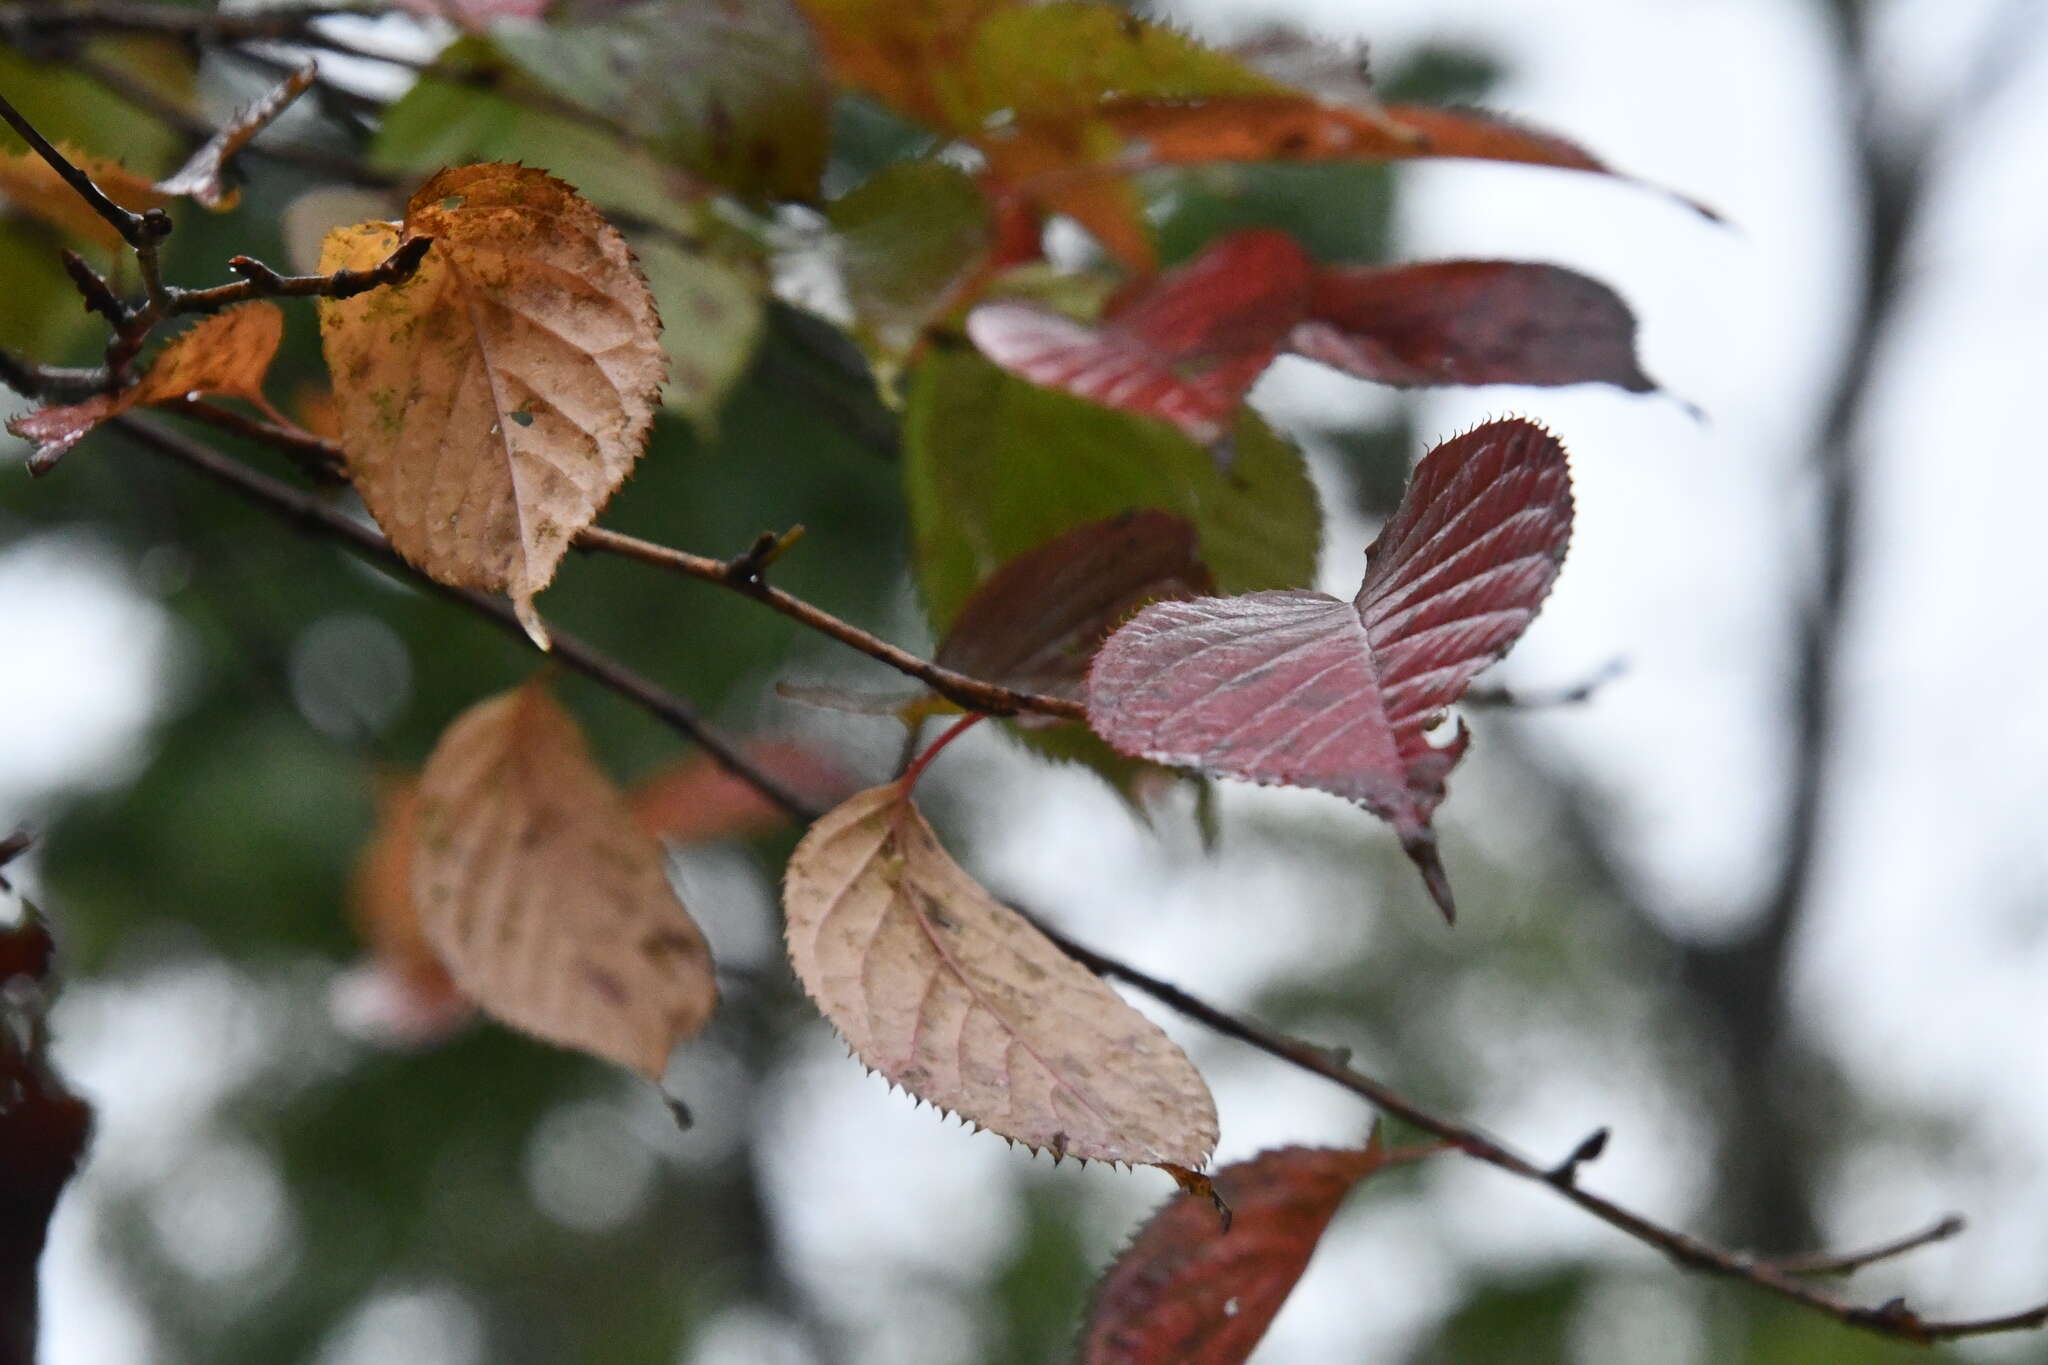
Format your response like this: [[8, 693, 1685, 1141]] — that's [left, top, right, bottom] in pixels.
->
[[8, 302, 284, 472], [783, 783, 1217, 1167], [414, 683, 716, 1077], [317, 164, 666, 640]]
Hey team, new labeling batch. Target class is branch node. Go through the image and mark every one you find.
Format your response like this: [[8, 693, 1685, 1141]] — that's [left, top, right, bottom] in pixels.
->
[[725, 525, 805, 587], [1547, 1126, 1610, 1185]]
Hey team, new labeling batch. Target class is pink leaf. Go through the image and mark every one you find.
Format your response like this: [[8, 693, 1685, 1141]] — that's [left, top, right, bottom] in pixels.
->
[[1084, 419, 1574, 920], [1292, 260, 1654, 392], [966, 229, 1313, 445]]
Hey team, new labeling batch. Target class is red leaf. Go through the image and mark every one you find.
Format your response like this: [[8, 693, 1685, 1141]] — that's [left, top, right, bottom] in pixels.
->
[[1293, 260, 1655, 392], [935, 510, 1215, 707], [1084, 419, 1574, 920], [966, 229, 1313, 444], [1079, 1142, 1416, 1365]]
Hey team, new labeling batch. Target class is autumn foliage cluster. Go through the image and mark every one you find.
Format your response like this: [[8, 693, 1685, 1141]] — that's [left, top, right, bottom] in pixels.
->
[[0, 1, 1710, 1357]]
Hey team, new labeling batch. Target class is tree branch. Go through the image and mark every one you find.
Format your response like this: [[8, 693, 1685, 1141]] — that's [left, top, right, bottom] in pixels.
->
[[97, 413, 2048, 1347]]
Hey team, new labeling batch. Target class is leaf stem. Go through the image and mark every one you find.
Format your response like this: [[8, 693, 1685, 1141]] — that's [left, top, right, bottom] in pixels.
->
[[897, 714, 984, 793]]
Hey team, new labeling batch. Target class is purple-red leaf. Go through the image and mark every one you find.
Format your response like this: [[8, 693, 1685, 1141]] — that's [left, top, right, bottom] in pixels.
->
[[966, 229, 1313, 444], [1079, 1142, 1419, 1365], [936, 510, 1214, 707], [966, 231, 1656, 443], [1293, 260, 1654, 392], [1084, 419, 1574, 919]]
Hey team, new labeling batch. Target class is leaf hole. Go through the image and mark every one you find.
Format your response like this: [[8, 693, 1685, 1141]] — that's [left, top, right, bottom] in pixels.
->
[[509, 409, 535, 427], [1421, 710, 1461, 749], [439, 194, 464, 211]]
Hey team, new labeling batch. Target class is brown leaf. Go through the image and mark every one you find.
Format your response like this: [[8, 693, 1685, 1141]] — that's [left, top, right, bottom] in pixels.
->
[[0, 143, 167, 251], [1079, 1142, 1418, 1365], [1097, 95, 1717, 218], [343, 777, 473, 1042], [935, 511, 1214, 705], [414, 682, 716, 1077], [628, 741, 854, 845], [9, 301, 285, 473], [783, 784, 1217, 1167], [318, 164, 666, 647]]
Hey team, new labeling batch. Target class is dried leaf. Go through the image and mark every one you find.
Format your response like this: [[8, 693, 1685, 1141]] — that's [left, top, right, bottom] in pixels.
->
[[10, 301, 284, 473], [318, 164, 666, 645], [966, 229, 1312, 444], [1085, 419, 1574, 919], [1292, 260, 1655, 392], [341, 777, 473, 1044], [0, 143, 166, 251], [629, 741, 854, 845], [936, 510, 1214, 704], [414, 683, 716, 1077], [155, 66, 314, 210], [783, 784, 1217, 1167], [1079, 1143, 1415, 1364]]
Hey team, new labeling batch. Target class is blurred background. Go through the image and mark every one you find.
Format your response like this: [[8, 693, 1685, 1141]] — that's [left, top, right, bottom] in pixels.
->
[[4, 0, 2048, 1361]]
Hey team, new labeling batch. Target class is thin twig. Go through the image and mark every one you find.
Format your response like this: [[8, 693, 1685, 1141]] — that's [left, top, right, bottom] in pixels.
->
[[575, 526, 1086, 721], [99, 413, 2048, 1348], [1759, 1215, 1967, 1278], [109, 416, 817, 821], [170, 236, 434, 316], [0, 88, 155, 248]]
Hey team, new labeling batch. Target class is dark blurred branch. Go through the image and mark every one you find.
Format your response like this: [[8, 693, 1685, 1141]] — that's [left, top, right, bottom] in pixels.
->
[[100, 414, 2048, 1347]]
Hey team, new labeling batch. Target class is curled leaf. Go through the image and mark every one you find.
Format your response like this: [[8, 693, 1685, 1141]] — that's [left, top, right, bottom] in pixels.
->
[[337, 777, 473, 1045], [783, 784, 1217, 1168], [10, 301, 284, 473], [1085, 419, 1574, 920], [318, 163, 666, 644], [414, 683, 716, 1077], [1079, 1142, 1419, 1364]]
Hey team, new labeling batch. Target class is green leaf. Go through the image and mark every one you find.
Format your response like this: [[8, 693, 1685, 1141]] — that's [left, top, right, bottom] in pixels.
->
[[904, 349, 1319, 631], [829, 159, 991, 377], [952, 3, 1282, 131], [638, 236, 765, 429], [370, 39, 696, 232], [493, 0, 829, 200], [0, 39, 190, 173]]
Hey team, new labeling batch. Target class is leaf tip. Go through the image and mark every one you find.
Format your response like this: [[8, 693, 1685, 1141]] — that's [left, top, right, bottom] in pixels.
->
[[1400, 828, 1456, 924], [514, 595, 552, 651]]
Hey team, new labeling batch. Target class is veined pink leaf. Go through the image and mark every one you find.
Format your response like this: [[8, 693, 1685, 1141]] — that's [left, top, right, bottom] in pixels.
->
[[1079, 1141, 1422, 1365], [1084, 419, 1574, 920], [966, 229, 1313, 445], [1292, 260, 1654, 392]]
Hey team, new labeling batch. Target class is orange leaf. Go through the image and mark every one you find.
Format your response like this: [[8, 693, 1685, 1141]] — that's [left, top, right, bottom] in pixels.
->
[[9, 301, 285, 473], [0, 143, 166, 251], [341, 776, 473, 1043], [1079, 1142, 1423, 1364], [1096, 95, 1718, 218], [318, 163, 666, 647]]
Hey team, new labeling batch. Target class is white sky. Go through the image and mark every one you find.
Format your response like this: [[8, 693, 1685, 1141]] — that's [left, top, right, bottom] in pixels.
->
[[8, 1, 2048, 1361]]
